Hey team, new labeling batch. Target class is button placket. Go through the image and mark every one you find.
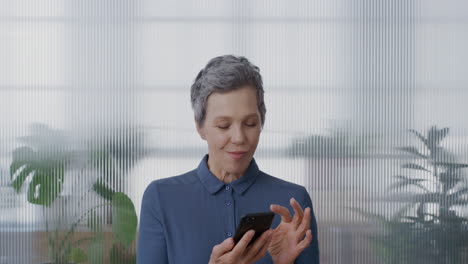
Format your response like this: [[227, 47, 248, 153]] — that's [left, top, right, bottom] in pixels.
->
[[224, 185, 235, 239], [224, 185, 232, 206]]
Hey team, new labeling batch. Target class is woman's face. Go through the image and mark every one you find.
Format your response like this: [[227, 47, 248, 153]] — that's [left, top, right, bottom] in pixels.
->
[[196, 85, 262, 176]]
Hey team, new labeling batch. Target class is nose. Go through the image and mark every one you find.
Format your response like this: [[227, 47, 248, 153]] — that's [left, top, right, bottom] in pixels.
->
[[230, 125, 246, 144]]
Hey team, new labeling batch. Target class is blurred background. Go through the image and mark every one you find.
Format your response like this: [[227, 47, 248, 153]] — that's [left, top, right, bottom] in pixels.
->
[[1, 0, 468, 263]]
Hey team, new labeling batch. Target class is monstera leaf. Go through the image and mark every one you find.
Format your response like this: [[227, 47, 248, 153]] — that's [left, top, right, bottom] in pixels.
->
[[10, 146, 66, 206]]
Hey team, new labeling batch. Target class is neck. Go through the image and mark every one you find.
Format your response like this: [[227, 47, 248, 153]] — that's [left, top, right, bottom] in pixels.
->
[[207, 157, 243, 183], [218, 172, 241, 183]]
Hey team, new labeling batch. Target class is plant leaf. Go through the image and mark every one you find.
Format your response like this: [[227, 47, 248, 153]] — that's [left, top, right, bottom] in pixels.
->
[[448, 187, 468, 200], [382, 193, 441, 203], [391, 203, 415, 221], [112, 192, 137, 248], [70, 247, 88, 263], [93, 180, 115, 201], [402, 216, 422, 223], [10, 160, 24, 181], [402, 163, 430, 172], [439, 169, 462, 192], [427, 126, 449, 148], [10, 146, 35, 188], [11, 146, 35, 162], [26, 168, 64, 207], [10, 145, 67, 206], [409, 129, 429, 148], [388, 176, 429, 192], [11, 165, 33, 193], [413, 193, 442, 203], [433, 161, 468, 169], [397, 146, 427, 159], [450, 197, 468, 206]]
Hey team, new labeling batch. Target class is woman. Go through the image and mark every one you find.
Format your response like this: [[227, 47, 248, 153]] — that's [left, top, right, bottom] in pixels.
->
[[137, 55, 319, 263]]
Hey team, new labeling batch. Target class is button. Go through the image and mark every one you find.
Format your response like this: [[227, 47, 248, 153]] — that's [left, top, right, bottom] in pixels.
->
[[225, 186, 230, 191], [227, 232, 232, 237], [225, 200, 231, 206]]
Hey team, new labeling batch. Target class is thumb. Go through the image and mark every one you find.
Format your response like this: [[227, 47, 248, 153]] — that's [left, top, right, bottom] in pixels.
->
[[212, 237, 234, 257]]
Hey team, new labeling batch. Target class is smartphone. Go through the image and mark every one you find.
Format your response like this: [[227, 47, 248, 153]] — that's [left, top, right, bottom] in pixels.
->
[[233, 212, 275, 245]]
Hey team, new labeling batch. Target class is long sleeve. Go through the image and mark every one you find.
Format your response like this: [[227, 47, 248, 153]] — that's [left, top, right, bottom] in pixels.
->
[[295, 187, 320, 264], [137, 181, 168, 264]]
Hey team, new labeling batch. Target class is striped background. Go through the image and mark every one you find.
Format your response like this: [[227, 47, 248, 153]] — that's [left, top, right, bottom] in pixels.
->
[[1, 0, 468, 263]]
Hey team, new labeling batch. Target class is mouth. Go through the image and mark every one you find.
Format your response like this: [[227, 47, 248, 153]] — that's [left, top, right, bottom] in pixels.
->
[[227, 151, 247, 160]]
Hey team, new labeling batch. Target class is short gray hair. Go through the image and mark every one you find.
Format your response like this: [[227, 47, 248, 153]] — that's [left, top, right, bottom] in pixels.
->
[[190, 55, 266, 126]]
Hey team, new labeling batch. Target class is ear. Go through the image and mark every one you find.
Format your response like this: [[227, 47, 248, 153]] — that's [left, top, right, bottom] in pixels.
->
[[195, 120, 206, 140]]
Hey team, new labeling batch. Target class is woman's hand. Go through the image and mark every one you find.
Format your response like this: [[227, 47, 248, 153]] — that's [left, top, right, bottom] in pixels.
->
[[208, 229, 272, 264], [268, 198, 313, 264]]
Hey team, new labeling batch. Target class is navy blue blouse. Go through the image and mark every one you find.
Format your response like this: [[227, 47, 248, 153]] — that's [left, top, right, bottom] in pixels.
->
[[137, 155, 319, 263]]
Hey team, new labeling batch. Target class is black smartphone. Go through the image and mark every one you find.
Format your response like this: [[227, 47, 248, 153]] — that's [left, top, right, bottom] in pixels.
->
[[233, 212, 275, 245]]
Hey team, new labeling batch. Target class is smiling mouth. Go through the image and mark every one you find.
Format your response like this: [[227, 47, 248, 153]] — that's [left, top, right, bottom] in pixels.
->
[[227, 151, 247, 160]]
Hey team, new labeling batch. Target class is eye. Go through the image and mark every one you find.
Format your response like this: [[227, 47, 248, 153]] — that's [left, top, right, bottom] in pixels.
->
[[217, 125, 230, 130], [245, 122, 257, 127]]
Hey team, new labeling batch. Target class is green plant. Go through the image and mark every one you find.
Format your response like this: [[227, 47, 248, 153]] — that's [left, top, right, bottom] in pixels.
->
[[42, 192, 137, 264], [9, 124, 70, 207], [357, 126, 468, 264], [9, 124, 143, 263]]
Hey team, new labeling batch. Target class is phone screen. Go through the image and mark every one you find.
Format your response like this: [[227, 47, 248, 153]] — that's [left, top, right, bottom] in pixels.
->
[[233, 212, 275, 245]]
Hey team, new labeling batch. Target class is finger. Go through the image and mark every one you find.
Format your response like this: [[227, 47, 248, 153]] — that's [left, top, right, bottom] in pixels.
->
[[211, 237, 234, 258], [231, 230, 255, 257], [296, 207, 311, 240], [270, 204, 292, 223], [251, 230, 273, 262], [296, 229, 312, 253], [290, 197, 304, 229], [246, 230, 272, 259]]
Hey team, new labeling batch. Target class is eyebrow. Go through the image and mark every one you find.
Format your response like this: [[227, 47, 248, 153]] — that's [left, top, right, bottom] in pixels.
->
[[213, 113, 259, 121]]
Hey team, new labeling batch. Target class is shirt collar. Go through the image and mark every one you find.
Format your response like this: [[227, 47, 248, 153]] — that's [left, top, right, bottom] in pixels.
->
[[196, 154, 260, 195]]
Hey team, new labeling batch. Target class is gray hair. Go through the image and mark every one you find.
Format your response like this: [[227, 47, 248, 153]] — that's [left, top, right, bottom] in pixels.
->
[[190, 55, 266, 126]]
